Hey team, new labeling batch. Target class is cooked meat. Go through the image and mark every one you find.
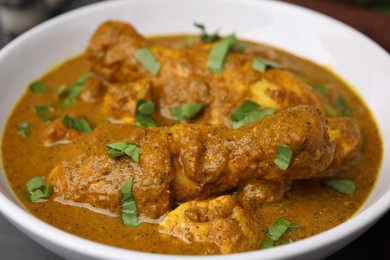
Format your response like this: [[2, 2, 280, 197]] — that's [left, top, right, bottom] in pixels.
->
[[102, 79, 152, 123], [86, 20, 147, 82], [169, 105, 335, 202], [324, 117, 362, 174], [48, 106, 360, 219], [86, 21, 325, 127], [48, 125, 172, 220], [235, 179, 290, 209], [43, 118, 81, 146], [80, 76, 106, 103], [159, 195, 261, 254]]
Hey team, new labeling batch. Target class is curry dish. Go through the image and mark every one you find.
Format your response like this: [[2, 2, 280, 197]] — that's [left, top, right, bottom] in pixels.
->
[[1, 21, 383, 254]]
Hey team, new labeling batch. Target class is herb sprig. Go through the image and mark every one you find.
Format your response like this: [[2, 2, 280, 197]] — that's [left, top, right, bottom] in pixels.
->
[[105, 142, 140, 162], [120, 177, 139, 227], [171, 103, 206, 120], [231, 100, 275, 129], [135, 99, 157, 127], [26, 176, 52, 203]]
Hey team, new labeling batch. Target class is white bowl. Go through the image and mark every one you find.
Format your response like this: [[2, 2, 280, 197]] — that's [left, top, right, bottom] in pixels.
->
[[1, 0, 390, 259]]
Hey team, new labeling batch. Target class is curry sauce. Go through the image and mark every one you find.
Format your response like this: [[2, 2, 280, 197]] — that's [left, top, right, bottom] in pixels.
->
[[1, 33, 382, 255]]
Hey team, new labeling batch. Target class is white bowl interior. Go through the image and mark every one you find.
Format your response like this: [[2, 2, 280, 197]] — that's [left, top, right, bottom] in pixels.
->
[[1, 0, 390, 259]]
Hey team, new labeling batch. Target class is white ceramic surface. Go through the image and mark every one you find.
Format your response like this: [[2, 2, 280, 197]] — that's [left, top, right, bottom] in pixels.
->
[[0, 0, 390, 259]]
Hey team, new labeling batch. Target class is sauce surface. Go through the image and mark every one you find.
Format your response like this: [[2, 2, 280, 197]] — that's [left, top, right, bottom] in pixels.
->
[[1, 35, 382, 255]]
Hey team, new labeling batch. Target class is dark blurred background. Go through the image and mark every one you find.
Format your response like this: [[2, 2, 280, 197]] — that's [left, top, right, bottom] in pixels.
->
[[0, 0, 389, 259]]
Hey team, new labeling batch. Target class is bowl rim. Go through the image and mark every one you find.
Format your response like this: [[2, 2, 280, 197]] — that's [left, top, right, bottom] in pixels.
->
[[0, 0, 390, 259]]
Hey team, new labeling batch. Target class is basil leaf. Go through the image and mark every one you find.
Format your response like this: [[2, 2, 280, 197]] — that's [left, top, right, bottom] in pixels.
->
[[325, 105, 336, 116], [56, 75, 88, 108], [299, 76, 329, 94], [105, 142, 140, 163], [74, 74, 88, 86], [252, 58, 283, 73], [322, 179, 356, 195], [335, 95, 352, 117], [314, 85, 328, 94], [232, 108, 275, 129], [231, 100, 260, 121], [56, 85, 68, 97], [25, 176, 52, 203], [261, 235, 274, 249], [30, 190, 44, 203], [274, 145, 293, 171], [106, 142, 130, 151], [61, 114, 92, 132], [138, 100, 155, 114], [30, 185, 51, 203], [42, 184, 52, 198], [17, 121, 31, 137], [171, 103, 206, 120], [58, 98, 75, 108], [66, 85, 83, 100], [107, 148, 125, 158], [29, 81, 47, 94], [34, 105, 57, 122], [231, 100, 275, 129], [120, 177, 139, 227], [135, 48, 160, 76], [207, 34, 243, 73], [123, 145, 140, 163], [261, 217, 291, 249], [26, 176, 45, 192], [135, 99, 156, 127], [194, 22, 219, 43]]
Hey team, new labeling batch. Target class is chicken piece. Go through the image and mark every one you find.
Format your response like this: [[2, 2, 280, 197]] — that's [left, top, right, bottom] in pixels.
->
[[48, 124, 172, 220], [169, 105, 336, 202], [323, 117, 362, 174], [102, 79, 152, 123], [86, 21, 325, 127], [235, 179, 290, 209], [87, 20, 147, 82], [80, 76, 106, 103], [43, 118, 81, 146], [159, 195, 261, 254], [47, 106, 360, 219]]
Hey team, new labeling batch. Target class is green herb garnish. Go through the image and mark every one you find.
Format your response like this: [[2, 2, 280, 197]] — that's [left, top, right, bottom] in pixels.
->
[[274, 145, 293, 171], [29, 81, 47, 94], [325, 105, 336, 116], [313, 85, 329, 94], [261, 217, 291, 249], [135, 48, 160, 76], [135, 99, 157, 127], [105, 142, 140, 162], [207, 34, 244, 73], [57, 75, 88, 108], [194, 23, 219, 43], [252, 58, 283, 73], [121, 177, 139, 227], [16, 121, 31, 137], [322, 179, 356, 195], [34, 105, 57, 122], [26, 176, 52, 203], [335, 95, 352, 117], [300, 76, 329, 94], [171, 103, 206, 120], [61, 114, 92, 132], [231, 100, 275, 129]]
